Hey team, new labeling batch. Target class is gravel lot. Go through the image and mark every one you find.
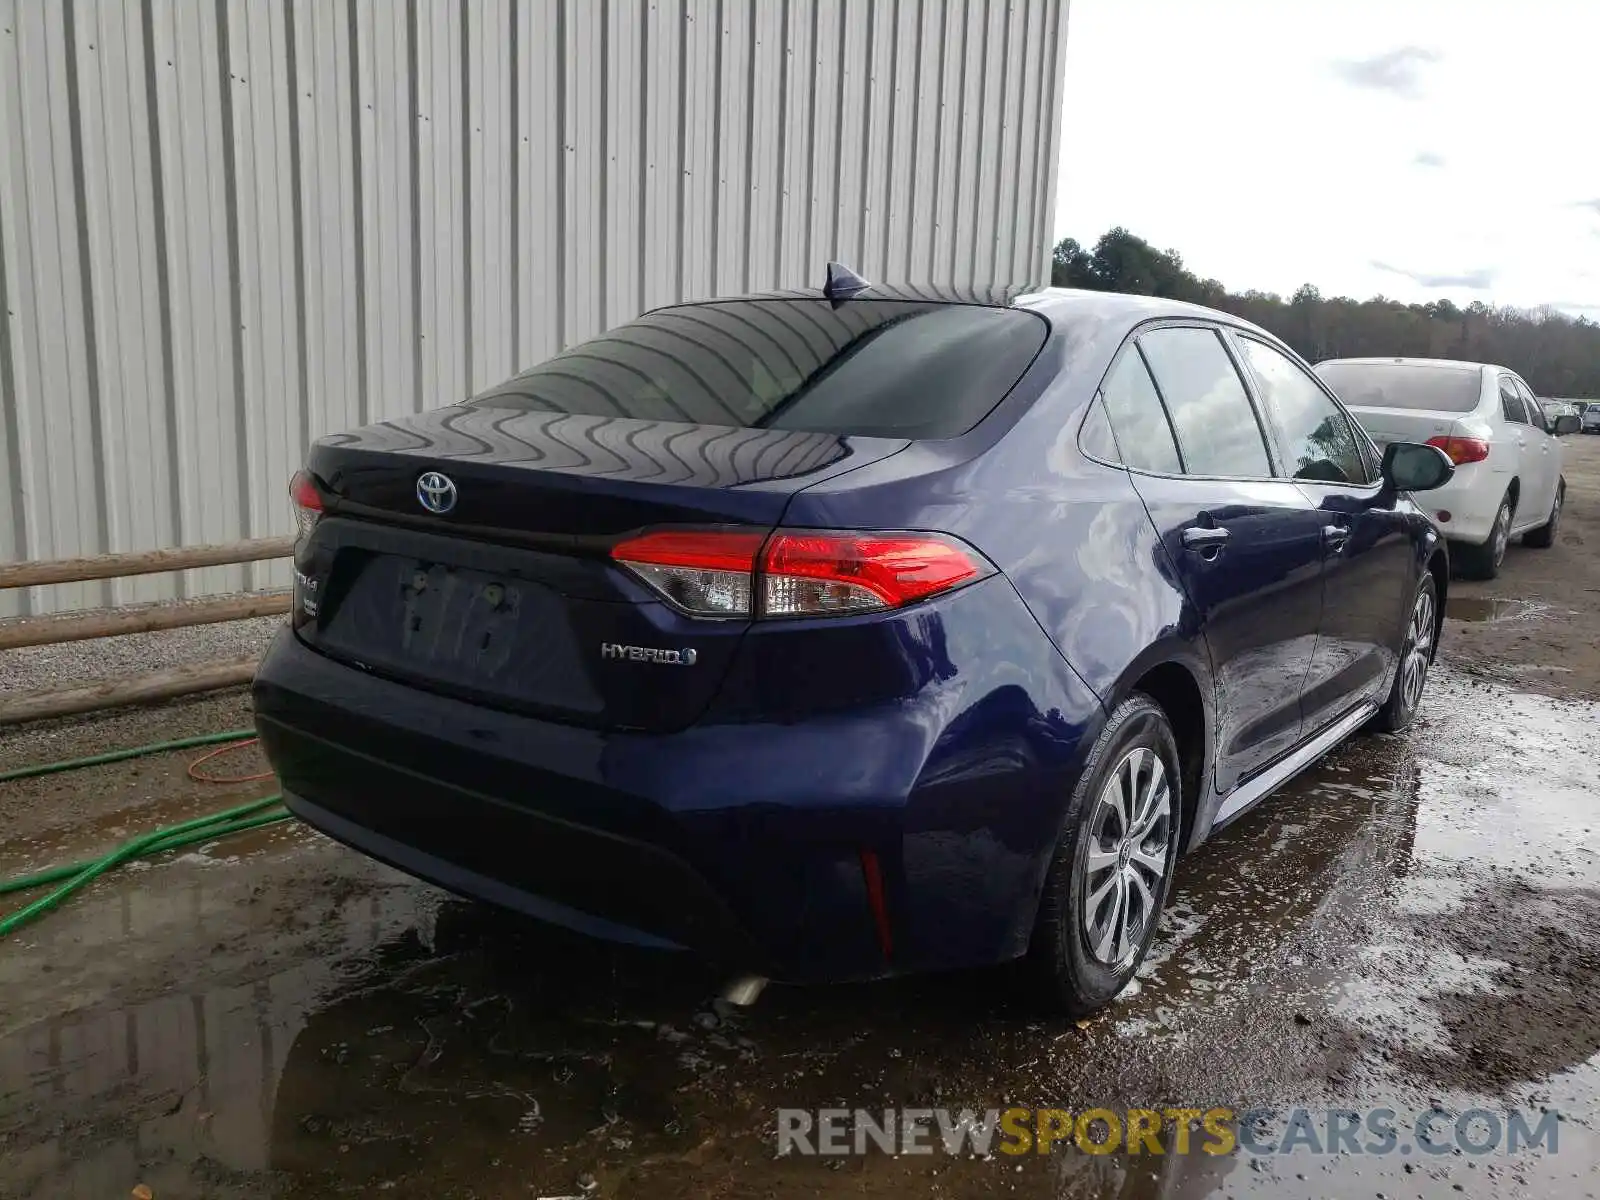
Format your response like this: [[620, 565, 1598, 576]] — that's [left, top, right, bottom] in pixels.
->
[[0, 608, 284, 695]]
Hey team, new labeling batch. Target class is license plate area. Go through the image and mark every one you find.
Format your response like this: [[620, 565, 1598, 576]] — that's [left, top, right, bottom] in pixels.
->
[[319, 553, 559, 691], [397, 562, 522, 676]]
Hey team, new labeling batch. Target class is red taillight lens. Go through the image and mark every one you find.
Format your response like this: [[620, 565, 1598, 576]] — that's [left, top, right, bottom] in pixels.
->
[[762, 531, 991, 615], [611, 529, 764, 617], [610, 528, 993, 618], [289, 470, 324, 540], [1425, 435, 1489, 466]]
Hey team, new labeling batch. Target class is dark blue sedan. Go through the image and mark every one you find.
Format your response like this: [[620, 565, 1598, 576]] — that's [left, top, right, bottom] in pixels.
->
[[253, 275, 1454, 1015]]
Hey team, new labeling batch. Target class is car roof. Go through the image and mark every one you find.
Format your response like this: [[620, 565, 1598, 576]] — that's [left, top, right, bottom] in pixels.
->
[[682, 284, 1285, 343], [1316, 356, 1497, 374], [1010, 286, 1273, 334]]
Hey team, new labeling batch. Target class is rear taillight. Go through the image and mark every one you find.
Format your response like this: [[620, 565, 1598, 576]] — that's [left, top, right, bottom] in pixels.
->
[[608, 530, 765, 617], [1425, 435, 1490, 466], [290, 470, 324, 541], [610, 529, 994, 619], [761, 532, 990, 615]]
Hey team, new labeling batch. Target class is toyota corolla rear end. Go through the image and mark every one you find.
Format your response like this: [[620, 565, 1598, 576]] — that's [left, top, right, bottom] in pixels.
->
[[252, 292, 1102, 983]]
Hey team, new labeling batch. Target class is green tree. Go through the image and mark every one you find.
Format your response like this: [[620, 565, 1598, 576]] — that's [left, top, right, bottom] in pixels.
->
[[1050, 237, 1099, 288], [1047, 226, 1600, 396]]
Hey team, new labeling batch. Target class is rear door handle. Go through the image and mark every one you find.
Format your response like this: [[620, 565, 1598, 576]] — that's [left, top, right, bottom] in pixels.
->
[[1182, 526, 1230, 549], [1323, 524, 1351, 551]]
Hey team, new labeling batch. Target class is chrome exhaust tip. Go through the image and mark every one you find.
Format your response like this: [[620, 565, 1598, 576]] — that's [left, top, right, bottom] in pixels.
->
[[718, 974, 768, 1006]]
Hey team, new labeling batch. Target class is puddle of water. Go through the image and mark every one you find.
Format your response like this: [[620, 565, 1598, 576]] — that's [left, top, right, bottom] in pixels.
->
[[1, 667, 1597, 1198], [1445, 596, 1540, 622]]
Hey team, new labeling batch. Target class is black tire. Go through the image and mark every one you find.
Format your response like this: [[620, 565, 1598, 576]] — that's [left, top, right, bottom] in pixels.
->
[[1024, 693, 1182, 1017], [1523, 480, 1563, 549], [1454, 492, 1512, 580], [1372, 572, 1438, 733]]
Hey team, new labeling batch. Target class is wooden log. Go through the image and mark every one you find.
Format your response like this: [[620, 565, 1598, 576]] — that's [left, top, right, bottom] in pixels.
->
[[0, 536, 293, 590], [0, 657, 259, 726], [0, 592, 290, 651]]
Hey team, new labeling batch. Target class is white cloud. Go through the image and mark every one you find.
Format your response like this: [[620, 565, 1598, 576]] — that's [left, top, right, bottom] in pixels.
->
[[1055, 0, 1600, 310]]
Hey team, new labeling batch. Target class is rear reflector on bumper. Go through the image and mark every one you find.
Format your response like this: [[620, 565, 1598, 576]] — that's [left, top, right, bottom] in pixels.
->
[[611, 528, 995, 619]]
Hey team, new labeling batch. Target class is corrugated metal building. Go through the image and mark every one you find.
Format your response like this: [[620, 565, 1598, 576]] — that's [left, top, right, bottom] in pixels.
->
[[0, 0, 1070, 616]]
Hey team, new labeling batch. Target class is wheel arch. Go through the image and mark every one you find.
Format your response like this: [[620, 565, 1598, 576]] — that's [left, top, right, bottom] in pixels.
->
[[1104, 640, 1215, 857], [1426, 547, 1448, 660]]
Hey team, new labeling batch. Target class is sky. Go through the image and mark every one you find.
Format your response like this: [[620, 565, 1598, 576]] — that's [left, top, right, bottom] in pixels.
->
[[1054, 0, 1600, 315]]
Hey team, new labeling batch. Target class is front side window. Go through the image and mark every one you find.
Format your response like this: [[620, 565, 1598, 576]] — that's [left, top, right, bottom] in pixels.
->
[[1514, 379, 1549, 433], [1138, 327, 1274, 478], [1098, 349, 1184, 474], [1239, 337, 1371, 484]]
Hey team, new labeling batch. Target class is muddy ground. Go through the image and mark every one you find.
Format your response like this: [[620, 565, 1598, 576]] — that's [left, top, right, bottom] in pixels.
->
[[3, 441, 1600, 1199]]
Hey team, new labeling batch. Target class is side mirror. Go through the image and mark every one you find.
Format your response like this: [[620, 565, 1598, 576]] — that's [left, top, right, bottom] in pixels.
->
[[1554, 413, 1581, 436], [1381, 441, 1455, 493]]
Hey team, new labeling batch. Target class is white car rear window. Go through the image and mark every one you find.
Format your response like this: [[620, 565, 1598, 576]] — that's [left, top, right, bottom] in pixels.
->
[[1315, 363, 1481, 413]]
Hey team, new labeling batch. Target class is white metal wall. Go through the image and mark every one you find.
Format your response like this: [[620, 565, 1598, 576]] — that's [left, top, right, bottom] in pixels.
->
[[0, 0, 1071, 616]]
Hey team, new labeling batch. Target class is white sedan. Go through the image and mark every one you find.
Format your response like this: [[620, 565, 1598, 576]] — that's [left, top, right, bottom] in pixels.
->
[[1314, 357, 1579, 579]]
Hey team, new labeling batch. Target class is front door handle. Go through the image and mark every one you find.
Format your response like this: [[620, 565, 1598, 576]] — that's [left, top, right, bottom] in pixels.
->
[[1323, 524, 1351, 551], [1182, 526, 1230, 550]]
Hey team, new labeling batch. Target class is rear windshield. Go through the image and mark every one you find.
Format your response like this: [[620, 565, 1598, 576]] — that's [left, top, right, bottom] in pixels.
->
[[469, 300, 1048, 439], [1314, 362, 1482, 413]]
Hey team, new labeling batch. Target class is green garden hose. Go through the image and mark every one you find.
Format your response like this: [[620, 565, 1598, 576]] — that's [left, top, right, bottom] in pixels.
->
[[0, 729, 290, 939], [0, 800, 291, 896], [0, 728, 256, 784]]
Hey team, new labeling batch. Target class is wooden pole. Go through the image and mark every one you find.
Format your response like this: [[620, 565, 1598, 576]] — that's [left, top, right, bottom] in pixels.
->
[[0, 536, 293, 590], [0, 656, 259, 726], [0, 592, 290, 651]]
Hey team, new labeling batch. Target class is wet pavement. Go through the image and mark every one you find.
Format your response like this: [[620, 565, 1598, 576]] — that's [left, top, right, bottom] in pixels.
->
[[1443, 596, 1546, 623], [2, 665, 1597, 1199]]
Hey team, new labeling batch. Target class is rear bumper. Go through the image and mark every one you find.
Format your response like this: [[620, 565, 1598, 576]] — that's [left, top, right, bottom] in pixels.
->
[[252, 583, 1101, 982], [277, 782, 763, 958], [1415, 463, 1511, 545]]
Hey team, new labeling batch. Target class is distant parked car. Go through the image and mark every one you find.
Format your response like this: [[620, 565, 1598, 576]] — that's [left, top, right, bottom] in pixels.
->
[[252, 281, 1458, 1017], [1583, 403, 1600, 433], [1316, 357, 1579, 579], [1540, 399, 1579, 422]]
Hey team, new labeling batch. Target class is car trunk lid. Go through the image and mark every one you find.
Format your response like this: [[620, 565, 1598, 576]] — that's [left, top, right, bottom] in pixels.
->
[[295, 406, 905, 732], [1343, 405, 1467, 453]]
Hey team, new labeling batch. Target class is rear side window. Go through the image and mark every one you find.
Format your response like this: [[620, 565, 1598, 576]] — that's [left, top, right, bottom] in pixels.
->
[[1098, 350, 1183, 474], [1499, 378, 1528, 424], [1315, 362, 1483, 413], [1139, 327, 1274, 478], [1077, 396, 1121, 463], [1238, 337, 1371, 484], [469, 300, 1048, 439]]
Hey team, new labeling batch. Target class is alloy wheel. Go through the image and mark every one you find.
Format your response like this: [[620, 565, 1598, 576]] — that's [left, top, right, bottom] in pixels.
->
[[1491, 503, 1510, 566], [1401, 585, 1434, 714], [1082, 747, 1172, 967]]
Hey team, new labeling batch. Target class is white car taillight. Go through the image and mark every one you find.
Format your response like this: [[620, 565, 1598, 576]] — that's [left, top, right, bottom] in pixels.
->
[[609, 528, 994, 619], [290, 470, 324, 542]]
